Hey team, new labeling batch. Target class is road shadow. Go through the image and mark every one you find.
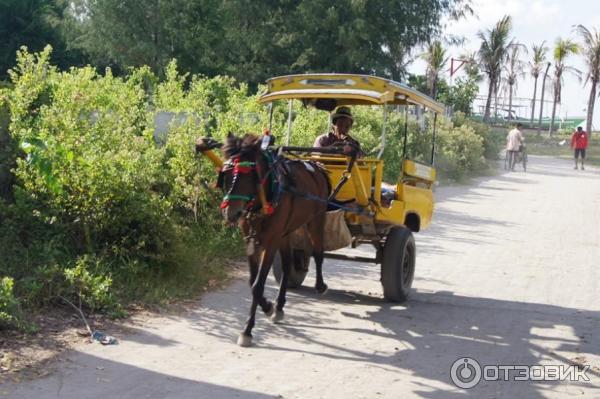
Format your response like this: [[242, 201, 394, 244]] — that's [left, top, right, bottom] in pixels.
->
[[186, 283, 600, 398], [4, 352, 278, 399]]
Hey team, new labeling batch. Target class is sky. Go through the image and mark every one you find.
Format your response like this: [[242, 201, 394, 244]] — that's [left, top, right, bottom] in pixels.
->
[[409, 0, 600, 129]]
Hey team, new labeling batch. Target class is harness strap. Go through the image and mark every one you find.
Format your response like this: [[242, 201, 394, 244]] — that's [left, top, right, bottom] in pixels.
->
[[220, 194, 255, 209]]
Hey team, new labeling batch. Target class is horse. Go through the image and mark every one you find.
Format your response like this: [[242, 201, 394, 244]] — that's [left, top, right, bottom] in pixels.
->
[[198, 133, 331, 347]]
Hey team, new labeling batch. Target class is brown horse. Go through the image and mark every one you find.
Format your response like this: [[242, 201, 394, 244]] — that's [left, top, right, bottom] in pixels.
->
[[203, 133, 331, 347]]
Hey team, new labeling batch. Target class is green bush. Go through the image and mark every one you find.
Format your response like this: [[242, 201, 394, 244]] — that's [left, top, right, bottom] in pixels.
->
[[0, 277, 22, 329], [0, 89, 15, 200], [1, 47, 240, 318], [436, 122, 486, 180], [454, 111, 503, 161], [63, 255, 117, 312]]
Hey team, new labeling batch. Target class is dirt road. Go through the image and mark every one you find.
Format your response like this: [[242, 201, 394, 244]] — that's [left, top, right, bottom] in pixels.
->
[[5, 156, 600, 398]]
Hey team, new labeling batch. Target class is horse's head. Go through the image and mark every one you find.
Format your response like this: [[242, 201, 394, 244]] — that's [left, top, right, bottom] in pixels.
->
[[218, 133, 265, 224], [195, 137, 222, 153]]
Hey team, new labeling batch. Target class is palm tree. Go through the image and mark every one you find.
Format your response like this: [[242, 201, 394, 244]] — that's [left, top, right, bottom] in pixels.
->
[[422, 41, 448, 99], [537, 62, 551, 134], [461, 51, 483, 82], [528, 42, 548, 126], [503, 43, 527, 121], [477, 15, 513, 123], [549, 38, 581, 135], [575, 25, 600, 136], [388, 42, 414, 82]]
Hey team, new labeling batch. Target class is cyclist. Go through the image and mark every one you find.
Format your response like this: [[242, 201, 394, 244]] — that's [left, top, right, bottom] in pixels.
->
[[506, 123, 524, 171]]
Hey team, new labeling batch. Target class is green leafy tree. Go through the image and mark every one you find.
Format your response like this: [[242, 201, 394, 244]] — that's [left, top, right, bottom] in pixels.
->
[[477, 15, 513, 123], [549, 38, 580, 135], [72, 0, 180, 73], [0, 0, 83, 79], [408, 74, 429, 94], [460, 51, 482, 82], [575, 24, 600, 136], [73, 0, 471, 86], [502, 42, 527, 121], [528, 42, 548, 126], [440, 77, 479, 115], [422, 41, 448, 98]]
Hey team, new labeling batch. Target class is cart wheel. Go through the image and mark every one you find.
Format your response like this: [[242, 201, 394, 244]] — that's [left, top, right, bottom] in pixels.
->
[[381, 227, 416, 302], [272, 249, 310, 288]]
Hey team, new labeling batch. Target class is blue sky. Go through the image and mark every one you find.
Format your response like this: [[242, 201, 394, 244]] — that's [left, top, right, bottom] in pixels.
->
[[409, 0, 600, 129]]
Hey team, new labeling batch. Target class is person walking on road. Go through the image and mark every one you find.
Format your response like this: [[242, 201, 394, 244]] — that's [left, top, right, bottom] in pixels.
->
[[571, 126, 589, 170], [506, 123, 524, 171]]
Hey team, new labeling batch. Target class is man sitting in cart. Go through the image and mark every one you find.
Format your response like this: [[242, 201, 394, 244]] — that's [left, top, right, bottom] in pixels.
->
[[313, 106, 364, 156], [313, 106, 396, 203]]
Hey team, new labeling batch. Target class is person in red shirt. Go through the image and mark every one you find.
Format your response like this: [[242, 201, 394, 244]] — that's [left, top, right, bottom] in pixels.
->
[[571, 126, 589, 170]]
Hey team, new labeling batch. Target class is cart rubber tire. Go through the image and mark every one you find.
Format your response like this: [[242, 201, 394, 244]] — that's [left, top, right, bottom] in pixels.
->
[[381, 227, 416, 302], [272, 249, 309, 288]]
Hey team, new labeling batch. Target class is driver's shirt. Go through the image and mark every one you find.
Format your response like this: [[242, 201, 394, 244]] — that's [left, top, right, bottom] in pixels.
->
[[313, 132, 364, 156]]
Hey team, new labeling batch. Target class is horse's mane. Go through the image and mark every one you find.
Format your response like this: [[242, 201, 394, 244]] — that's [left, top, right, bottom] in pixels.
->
[[222, 133, 261, 159]]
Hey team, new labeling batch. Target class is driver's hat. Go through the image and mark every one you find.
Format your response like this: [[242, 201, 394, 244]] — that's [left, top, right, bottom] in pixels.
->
[[331, 106, 353, 125]]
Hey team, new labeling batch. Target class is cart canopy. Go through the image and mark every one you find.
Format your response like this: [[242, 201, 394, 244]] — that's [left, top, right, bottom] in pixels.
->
[[258, 73, 445, 114]]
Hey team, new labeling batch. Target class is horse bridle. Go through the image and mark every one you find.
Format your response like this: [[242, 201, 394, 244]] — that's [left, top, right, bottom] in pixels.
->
[[218, 157, 258, 209], [218, 151, 277, 212]]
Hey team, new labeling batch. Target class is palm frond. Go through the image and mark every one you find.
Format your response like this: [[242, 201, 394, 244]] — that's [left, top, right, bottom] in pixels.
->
[[574, 24, 600, 86]]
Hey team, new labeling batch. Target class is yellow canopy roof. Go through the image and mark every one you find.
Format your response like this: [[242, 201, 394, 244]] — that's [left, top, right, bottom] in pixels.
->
[[258, 73, 445, 113]]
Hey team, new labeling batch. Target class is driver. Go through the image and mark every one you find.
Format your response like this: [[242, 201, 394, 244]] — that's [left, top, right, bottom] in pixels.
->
[[313, 106, 364, 156], [313, 106, 396, 204]]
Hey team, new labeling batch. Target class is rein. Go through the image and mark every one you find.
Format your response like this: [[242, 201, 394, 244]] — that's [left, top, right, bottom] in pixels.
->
[[219, 148, 364, 216]]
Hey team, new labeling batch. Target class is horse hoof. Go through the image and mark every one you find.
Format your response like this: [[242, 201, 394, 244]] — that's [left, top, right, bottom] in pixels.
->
[[237, 334, 253, 347], [316, 283, 328, 295], [263, 301, 274, 317], [271, 309, 284, 324]]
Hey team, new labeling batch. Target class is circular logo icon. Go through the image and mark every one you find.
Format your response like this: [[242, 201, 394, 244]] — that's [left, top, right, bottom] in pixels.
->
[[450, 357, 482, 389]]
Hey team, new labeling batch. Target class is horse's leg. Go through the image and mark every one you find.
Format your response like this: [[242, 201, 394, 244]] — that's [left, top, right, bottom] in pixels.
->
[[272, 241, 291, 323], [246, 254, 272, 316], [248, 254, 258, 287], [247, 251, 274, 317], [307, 217, 328, 295], [239, 247, 276, 347]]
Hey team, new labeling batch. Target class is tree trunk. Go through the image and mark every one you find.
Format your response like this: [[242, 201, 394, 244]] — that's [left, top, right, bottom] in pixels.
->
[[538, 63, 551, 134], [483, 78, 494, 122], [586, 80, 597, 136], [494, 81, 499, 124], [550, 85, 559, 136], [530, 76, 539, 127], [431, 75, 438, 99], [508, 83, 514, 121]]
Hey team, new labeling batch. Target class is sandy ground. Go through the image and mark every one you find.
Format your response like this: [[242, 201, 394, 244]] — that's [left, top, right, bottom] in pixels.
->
[[3, 155, 600, 398]]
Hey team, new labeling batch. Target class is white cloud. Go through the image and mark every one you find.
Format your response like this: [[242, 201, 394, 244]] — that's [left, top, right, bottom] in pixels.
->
[[529, 1, 560, 19]]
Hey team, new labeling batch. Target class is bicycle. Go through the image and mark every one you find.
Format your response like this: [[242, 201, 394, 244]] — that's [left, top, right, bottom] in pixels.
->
[[504, 144, 527, 172]]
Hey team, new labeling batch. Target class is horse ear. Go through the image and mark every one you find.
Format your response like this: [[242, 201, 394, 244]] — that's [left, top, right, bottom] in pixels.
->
[[227, 131, 235, 139]]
